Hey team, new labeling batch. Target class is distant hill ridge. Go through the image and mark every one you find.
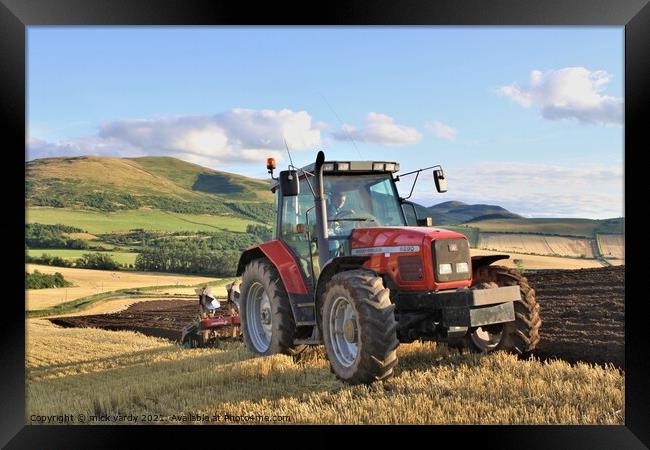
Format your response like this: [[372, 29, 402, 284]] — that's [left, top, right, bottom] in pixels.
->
[[412, 200, 522, 225]]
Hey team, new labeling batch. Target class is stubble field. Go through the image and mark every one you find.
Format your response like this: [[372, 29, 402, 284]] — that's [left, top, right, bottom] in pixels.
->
[[26, 266, 625, 425]]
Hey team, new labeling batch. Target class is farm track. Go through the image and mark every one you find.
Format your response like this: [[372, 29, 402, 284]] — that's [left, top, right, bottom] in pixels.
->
[[50, 266, 624, 369]]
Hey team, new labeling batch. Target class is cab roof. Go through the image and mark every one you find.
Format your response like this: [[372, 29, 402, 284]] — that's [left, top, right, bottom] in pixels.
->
[[270, 160, 399, 191]]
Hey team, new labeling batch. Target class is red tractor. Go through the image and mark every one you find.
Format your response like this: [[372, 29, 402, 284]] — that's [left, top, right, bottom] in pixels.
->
[[236, 151, 541, 384]]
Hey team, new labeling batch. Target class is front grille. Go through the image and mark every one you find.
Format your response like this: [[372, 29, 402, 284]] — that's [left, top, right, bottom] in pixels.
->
[[398, 256, 424, 281], [432, 238, 471, 282]]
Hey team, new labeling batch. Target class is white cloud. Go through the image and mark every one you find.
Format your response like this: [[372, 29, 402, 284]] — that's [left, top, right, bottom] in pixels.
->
[[499, 67, 623, 126], [426, 121, 457, 141], [28, 108, 324, 166], [407, 161, 623, 219], [333, 112, 422, 145], [26, 136, 144, 160]]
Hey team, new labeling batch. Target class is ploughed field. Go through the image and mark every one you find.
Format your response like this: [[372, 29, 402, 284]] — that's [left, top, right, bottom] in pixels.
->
[[525, 266, 624, 368], [51, 300, 236, 341], [51, 266, 624, 368]]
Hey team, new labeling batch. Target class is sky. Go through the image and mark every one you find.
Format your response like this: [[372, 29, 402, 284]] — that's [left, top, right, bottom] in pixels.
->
[[27, 27, 624, 219]]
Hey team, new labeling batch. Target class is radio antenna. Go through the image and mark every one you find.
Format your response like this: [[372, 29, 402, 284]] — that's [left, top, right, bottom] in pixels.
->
[[284, 136, 316, 198], [319, 93, 363, 159], [283, 136, 295, 168]]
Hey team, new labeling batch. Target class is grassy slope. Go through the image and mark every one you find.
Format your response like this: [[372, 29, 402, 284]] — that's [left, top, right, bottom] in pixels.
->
[[130, 156, 272, 202], [27, 207, 258, 233], [27, 155, 272, 203], [27, 249, 138, 265], [27, 322, 623, 425]]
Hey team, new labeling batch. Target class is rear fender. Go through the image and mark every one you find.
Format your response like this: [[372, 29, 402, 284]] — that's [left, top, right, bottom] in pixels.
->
[[471, 254, 510, 269], [236, 241, 314, 326], [471, 254, 511, 285]]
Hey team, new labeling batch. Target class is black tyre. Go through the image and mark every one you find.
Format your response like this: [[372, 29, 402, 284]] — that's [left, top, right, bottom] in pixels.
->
[[240, 258, 306, 356], [321, 269, 399, 384], [468, 265, 541, 354]]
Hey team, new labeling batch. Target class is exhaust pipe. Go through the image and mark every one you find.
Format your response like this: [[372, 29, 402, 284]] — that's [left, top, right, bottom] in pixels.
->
[[314, 151, 330, 270]]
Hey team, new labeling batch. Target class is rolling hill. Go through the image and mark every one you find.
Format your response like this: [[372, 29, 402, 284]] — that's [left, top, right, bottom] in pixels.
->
[[26, 156, 274, 224]]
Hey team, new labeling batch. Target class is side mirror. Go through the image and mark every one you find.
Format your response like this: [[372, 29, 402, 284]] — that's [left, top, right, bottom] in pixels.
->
[[433, 169, 447, 193], [279, 170, 299, 196], [417, 217, 433, 227]]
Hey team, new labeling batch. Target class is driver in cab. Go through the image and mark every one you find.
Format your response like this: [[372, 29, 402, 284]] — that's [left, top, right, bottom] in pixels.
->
[[328, 191, 351, 222], [327, 190, 355, 256], [327, 191, 357, 233]]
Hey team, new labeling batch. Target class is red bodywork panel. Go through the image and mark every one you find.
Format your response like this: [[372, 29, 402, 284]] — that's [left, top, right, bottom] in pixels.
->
[[257, 240, 309, 295], [200, 316, 231, 329], [352, 227, 473, 291], [200, 315, 241, 329]]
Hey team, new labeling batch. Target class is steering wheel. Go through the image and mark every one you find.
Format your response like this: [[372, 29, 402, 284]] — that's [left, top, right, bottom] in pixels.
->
[[331, 210, 380, 229]]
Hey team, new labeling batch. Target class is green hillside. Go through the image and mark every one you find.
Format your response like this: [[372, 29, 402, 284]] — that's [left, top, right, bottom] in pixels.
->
[[131, 156, 272, 200], [25, 156, 274, 223]]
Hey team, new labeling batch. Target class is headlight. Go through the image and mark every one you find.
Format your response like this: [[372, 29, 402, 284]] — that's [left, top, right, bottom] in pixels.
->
[[439, 263, 452, 274], [336, 162, 350, 171], [373, 162, 385, 171], [456, 262, 469, 273], [384, 163, 395, 171], [322, 163, 335, 171]]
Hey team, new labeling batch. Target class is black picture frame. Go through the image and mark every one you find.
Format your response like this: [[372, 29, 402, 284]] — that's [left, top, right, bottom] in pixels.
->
[[3, 0, 647, 447]]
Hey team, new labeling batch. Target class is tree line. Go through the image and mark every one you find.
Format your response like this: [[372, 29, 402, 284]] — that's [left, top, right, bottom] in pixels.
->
[[26, 224, 274, 275], [26, 252, 122, 270], [135, 244, 240, 276], [25, 223, 96, 249], [26, 270, 73, 289]]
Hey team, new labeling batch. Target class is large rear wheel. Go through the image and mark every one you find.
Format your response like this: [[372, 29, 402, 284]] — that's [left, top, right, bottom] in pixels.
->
[[240, 258, 306, 356], [321, 270, 399, 384], [468, 265, 541, 354]]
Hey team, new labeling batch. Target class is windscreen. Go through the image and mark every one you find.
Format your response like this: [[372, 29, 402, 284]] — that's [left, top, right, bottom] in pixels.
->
[[323, 174, 405, 238]]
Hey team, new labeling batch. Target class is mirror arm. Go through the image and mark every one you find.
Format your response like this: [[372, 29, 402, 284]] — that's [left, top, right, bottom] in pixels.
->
[[403, 171, 420, 200], [394, 164, 442, 200]]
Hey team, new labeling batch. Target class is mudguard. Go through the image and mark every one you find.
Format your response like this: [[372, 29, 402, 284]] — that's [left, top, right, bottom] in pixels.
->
[[236, 240, 314, 326], [471, 254, 510, 269]]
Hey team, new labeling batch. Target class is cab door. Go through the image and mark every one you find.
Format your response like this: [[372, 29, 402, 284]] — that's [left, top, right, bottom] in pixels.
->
[[279, 177, 318, 285]]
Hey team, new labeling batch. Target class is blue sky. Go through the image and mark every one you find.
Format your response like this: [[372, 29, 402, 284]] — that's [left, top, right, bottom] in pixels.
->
[[27, 27, 624, 219]]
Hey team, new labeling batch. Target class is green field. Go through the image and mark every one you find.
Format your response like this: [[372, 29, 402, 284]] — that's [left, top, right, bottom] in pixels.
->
[[466, 218, 623, 238], [27, 249, 138, 265], [27, 208, 261, 233], [442, 225, 479, 247]]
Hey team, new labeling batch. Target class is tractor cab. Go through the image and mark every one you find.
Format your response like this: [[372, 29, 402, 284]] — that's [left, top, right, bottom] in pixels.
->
[[271, 160, 407, 284]]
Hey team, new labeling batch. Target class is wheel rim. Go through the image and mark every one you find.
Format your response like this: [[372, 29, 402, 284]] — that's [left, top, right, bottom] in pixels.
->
[[328, 295, 359, 367], [470, 326, 503, 352], [246, 281, 272, 352]]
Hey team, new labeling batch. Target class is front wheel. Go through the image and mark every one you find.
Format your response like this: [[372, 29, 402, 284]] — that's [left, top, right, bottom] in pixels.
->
[[321, 270, 399, 384], [468, 265, 541, 354], [240, 258, 306, 356]]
